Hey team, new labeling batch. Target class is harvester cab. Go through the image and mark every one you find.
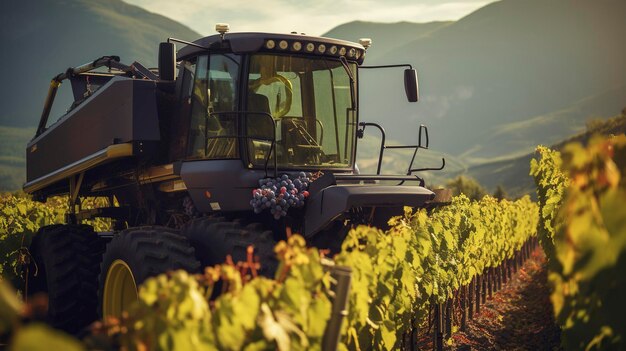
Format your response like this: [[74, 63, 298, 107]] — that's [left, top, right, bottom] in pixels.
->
[[23, 24, 447, 327], [153, 26, 439, 235]]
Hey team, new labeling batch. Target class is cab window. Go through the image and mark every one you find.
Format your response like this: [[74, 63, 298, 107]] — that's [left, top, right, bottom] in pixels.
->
[[187, 54, 240, 159]]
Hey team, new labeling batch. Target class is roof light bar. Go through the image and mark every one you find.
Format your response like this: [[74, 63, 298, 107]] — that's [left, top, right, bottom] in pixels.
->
[[263, 39, 364, 60]]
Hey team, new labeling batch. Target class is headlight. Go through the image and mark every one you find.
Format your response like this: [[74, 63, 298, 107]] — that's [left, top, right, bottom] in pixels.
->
[[329, 45, 338, 55], [279, 40, 289, 50], [306, 43, 315, 52], [292, 41, 302, 51], [266, 40, 276, 49], [339, 47, 347, 56], [317, 44, 326, 53]]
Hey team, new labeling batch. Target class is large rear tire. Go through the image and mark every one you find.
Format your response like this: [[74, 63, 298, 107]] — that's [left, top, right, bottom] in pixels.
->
[[98, 226, 200, 318], [182, 217, 278, 277], [27, 224, 105, 334]]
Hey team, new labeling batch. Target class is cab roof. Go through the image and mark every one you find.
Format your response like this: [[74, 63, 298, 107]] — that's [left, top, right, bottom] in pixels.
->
[[176, 32, 367, 64]]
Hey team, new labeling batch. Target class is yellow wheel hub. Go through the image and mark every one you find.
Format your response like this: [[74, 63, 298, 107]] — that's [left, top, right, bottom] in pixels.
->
[[102, 259, 138, 318]]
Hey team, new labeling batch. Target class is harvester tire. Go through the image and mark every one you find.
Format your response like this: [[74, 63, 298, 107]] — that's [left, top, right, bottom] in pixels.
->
[[98, 226, 200, 318], [182, 217, 278, 278], [27, 224, 105, 334]]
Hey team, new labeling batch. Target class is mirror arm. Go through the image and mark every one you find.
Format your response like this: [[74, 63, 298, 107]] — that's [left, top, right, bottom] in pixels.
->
[[359, 64, 413, 70], [359, 64, 418, 102]]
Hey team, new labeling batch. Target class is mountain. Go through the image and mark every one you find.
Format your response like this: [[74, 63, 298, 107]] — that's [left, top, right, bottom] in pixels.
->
[[0, 126, 33, 192], [2, 0, 625, 192], [324, 0, 626, 166], [462, 84, 626, 163], [323, 21, 451, 63], [0, 0, 200, 191], [0, 0, 200, 128], [463, 112, 626, 199]]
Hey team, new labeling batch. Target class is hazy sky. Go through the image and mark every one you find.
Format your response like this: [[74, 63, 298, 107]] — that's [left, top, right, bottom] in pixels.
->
[[124, 0, 496, 36]]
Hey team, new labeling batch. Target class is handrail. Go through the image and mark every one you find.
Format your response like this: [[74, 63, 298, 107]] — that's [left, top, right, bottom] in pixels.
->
[[37, 56, 133, 137], [357, 122, 386, 175], [357, 122, 445, 183], [207, 111, 278, 178]]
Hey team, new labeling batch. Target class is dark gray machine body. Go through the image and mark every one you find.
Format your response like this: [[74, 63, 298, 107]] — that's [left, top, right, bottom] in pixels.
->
[[23, 31, 443, 243], [26, 77, 160, 184]]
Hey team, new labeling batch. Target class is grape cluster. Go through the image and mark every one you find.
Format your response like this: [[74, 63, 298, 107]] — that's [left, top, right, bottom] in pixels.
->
[[250, 172, 312, 219]]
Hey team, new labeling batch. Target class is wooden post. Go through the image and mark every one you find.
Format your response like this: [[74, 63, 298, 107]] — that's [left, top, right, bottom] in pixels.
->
[[410, 319, 418, 351], [445, 299, 452, 339], [468, 278, 474, 319], [507, 256, 515, 279], [461, 285, 467, 331], [434, 303, 443, 351], [475, 275, 481, 314], [322, 266, 352, 351], [487, 268, 493, 298], [482, 272, 487, 304]]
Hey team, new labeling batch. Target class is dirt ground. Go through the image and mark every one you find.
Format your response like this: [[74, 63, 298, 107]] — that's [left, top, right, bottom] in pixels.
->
[[448, 249, 562, 351]]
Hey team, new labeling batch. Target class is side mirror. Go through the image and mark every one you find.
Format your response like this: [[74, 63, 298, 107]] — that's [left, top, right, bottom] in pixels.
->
[[418, 124, 429, 149], [158, 42, 176, 81], [404, 69, 419, 102]]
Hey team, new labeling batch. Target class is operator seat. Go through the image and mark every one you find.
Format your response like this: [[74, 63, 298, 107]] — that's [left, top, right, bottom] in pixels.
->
[[247, 92, 273, 138]]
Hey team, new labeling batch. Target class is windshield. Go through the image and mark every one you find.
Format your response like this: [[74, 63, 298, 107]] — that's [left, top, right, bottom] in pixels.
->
[[246, 54, 357, 169]]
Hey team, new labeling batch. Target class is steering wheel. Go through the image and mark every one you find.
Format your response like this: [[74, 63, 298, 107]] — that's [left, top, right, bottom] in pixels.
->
[[249, 75, 293, 118], [204, 110, 223, 133]]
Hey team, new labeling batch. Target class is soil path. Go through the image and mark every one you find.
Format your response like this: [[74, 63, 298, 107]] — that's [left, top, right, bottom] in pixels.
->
[[449, 249, 562, 350]]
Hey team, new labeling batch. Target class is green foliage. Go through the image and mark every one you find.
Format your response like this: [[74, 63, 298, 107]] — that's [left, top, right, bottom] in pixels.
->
[[10, 324, 85, 351], [530, 146, 569, 268], [335, 195, 537, 350], [0, 281, 85, 351], [0, 194, 63, 288], [104, 235, 332, 351], [531, 134, 626, 350], [105, 197, 537, 351], [445, 175, 487, 201], [0, 194, 111, 289], [0, 279, 21, 336], [0, 192, 538, 350]]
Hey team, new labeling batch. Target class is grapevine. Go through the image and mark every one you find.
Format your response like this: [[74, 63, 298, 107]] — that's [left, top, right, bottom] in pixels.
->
[[1, 191, 540, 350], [532, 135, 626, 350]]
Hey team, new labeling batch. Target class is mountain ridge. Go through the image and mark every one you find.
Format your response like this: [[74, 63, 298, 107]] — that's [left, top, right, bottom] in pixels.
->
[[0, 0, 201, 128], [326, 0, 626, 165]]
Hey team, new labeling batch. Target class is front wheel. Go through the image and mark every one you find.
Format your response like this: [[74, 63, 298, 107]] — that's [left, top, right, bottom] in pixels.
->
[[182, 218, 278, 278], [27, 224, 105, 334], [98, 226, 200, 318]]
